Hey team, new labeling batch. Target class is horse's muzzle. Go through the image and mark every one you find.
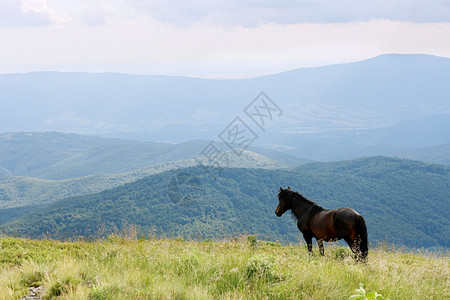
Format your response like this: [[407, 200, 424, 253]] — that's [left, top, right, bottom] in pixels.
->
[[275, 209, 282, 217]]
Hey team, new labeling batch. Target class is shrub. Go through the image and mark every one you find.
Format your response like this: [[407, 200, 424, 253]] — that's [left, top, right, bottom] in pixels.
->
[[245, 255, 278, 282], [331, 247, 352, 260], [21, 270, 44, 287], [45, 276, 82, 299], [47, 281, 63, 298]]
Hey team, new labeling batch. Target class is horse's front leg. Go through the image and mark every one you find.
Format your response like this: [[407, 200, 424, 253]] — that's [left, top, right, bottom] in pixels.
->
[[303, 233, 313, 254], [317, 239, 324, 256]]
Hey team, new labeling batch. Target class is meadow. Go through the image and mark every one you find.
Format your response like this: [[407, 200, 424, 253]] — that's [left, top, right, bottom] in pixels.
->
[[0, 235, 448, 300]]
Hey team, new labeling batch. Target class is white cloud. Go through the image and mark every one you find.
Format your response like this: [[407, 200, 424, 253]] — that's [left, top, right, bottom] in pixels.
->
[[0, 0, 51, 27], [109, 0, 450, 26], [0, 0, 71, 27], [1, 1, 449, 76], [3, 0, 450, 29]]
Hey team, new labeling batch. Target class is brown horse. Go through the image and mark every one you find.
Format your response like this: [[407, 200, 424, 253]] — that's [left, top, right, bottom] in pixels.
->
[[275, 187, 368, 261]]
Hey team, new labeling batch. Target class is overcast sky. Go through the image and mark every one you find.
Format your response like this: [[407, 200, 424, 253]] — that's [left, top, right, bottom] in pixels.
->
[[1, 0, 450, 78]]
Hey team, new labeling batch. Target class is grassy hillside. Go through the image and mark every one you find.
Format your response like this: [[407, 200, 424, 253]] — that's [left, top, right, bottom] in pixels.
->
[[2, 157, 448, 248], [0, 236, 448, 299]]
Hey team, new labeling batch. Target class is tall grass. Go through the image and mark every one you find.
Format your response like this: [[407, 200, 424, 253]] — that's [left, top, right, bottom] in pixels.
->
[[0, 236, 448, 299]]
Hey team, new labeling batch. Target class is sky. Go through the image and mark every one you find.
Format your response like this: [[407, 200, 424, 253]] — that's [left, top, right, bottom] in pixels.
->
[[1, 0, 450, 78]]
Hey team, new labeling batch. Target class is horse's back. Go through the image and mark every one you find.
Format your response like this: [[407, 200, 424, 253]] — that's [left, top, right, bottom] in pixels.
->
[[335, 207, 361, 220], [334, 207, 361, 223]]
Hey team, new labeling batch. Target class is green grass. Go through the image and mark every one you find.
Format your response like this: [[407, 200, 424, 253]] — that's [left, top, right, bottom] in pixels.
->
[[0, 236, 448, 299]]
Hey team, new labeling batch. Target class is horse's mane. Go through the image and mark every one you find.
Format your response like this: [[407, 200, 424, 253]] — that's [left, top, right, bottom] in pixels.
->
[[291, 191, 315, 204], [289, 191, 323, 220]]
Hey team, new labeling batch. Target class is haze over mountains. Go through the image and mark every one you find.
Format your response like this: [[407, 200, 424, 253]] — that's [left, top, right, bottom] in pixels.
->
[[1, 54, 450, 162]]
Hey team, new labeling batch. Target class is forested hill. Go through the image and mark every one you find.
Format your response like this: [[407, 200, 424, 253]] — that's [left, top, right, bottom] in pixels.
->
[[1, 157, 448, 248], [0, 132, 307, 180], [0, 149, 293, 209]]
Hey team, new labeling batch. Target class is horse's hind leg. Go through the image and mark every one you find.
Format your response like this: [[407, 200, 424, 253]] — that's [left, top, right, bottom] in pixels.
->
[[352, 238, 365, 262], [317, 239, 324, 256], [345, 238, 363, 262]]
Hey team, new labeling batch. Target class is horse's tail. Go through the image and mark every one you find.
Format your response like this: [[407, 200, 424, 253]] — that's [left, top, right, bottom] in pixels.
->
[[355, 215, 368, 261]]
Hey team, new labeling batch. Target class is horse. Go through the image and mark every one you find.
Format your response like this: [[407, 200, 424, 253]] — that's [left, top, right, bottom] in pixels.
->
[[275, 187, 368, 261]]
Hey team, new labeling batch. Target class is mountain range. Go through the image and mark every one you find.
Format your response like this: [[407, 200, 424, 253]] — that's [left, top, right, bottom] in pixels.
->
[[1, 54, 450, 162], [1, 54, 449, 249], [1, 157, 448, 248]]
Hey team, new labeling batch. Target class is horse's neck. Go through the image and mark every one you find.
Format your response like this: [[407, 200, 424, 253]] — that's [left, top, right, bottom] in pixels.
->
[[291, 196, 314, 219]]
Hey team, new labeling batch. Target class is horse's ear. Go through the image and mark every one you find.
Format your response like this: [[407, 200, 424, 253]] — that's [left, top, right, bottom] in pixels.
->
[[279, 187, 283, 192], [287, 186, 291, 190]]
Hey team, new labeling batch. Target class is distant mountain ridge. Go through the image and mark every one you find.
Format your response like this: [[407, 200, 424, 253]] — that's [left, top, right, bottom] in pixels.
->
[[283, 114, 450, 162], [394, 143, 450, 166], [0, 54, 450, 164], [2, 54, 449, 163], [0, 132, 308, 180], [1, 54, 449, 145]]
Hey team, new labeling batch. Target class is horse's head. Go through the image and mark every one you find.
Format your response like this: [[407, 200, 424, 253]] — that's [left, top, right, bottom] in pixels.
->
[[275, 187, 292, 217]]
